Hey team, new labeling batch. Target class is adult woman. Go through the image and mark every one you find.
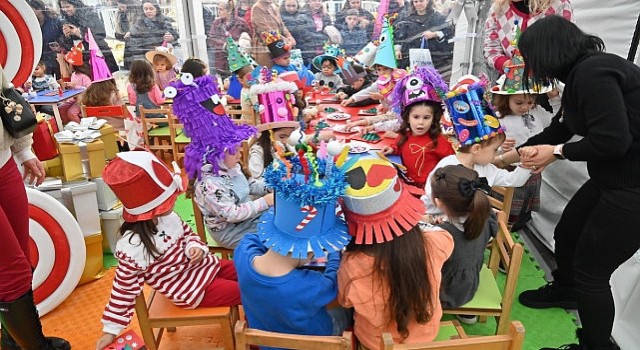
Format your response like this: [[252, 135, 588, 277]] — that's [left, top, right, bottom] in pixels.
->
[[28, 0, 64, 79], [250, 0, 296, 67], [394, 0, 454, 80], [58, 0, 119, 73], [0, 65, 68, 349], [483, 0, 573, 75], [208, 0, 251, 78], [114, 0, 143, 69], [334, 0, 374, 37], [280, 0, 320, 66], [127, 1, 179, 63], [299, 0, 334, 66], [510, 16, 640, 350]]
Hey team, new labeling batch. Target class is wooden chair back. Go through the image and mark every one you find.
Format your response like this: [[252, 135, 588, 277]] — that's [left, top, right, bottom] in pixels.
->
[[134, 290, 239, 350], [192, 197, 235, 260], [235, 320, 353, 350], [443, 211, 524, 334], [379, 321, 525, 350], [488, 186, 515, 219], [139, 105, 174, 161], [166, 107, 189, 166]]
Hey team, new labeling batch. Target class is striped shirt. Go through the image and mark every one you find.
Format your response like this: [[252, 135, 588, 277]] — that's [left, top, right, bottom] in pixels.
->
[[101, 212, 219, 335]]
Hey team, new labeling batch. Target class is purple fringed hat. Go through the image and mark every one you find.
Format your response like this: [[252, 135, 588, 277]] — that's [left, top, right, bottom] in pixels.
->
[[390, 65, 448, 115], [164, 74, 257, 179]]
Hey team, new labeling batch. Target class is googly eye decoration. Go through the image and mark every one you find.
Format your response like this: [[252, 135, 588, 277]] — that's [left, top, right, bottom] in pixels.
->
[[164, 86, 177, 98], [405, 77, 423, 91], [180, 72, 194, 85]]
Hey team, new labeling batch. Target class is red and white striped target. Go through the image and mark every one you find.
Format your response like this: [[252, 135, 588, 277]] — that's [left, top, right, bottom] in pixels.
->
[[26, 188, 85, 317], [0, 0, 42, 87]]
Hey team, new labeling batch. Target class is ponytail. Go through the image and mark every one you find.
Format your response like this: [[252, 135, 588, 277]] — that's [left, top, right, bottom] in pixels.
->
[[463, 190, 491, 240]]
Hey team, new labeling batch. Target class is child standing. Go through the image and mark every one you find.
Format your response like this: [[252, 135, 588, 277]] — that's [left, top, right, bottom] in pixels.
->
[[235, 135, 353, 340], [422, 76, 533, 221], [340, 9, 369, 56], [430, 165, 497, 321], [381, 66, 455, 188], [145, 46, 178, 90], [127, 59, 166, 117], [338, 158, 454, 349], [491, 64, 561, 229], [312, 44, 345, 92], [96, 151, 241, 350]]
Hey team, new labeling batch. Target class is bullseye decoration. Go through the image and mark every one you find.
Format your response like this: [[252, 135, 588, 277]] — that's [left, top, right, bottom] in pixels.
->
[[0, 0, 42, 87], [26, 188, 86, 317]]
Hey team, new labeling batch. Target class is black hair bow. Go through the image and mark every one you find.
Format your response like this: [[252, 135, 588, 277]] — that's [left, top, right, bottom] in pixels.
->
[[458, 177, 491, 198]]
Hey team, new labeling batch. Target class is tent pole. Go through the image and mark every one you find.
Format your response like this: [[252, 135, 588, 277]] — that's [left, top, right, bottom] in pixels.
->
[[628, 11, 640, 62]]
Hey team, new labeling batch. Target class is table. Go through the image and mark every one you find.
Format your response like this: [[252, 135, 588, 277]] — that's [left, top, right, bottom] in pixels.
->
[[28, 89, 86, 131]]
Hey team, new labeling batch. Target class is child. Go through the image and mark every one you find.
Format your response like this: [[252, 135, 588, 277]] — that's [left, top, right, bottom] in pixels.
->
[[235, 135, 353, 340], [381, 66, 455, 188], [224, 36, 258, 121], [261, 31, 315, 86], [145, 46, 178, 90], [82, 77, 127, 132], [168, 73, 272, 249], [335, 61, 374, 106], [96, 151, 241, 350], [127, 59, 165, 117], [431, 165, 498, 323], [248, 127, 297, 179], [422, 76, 533, 221], [491, 64, 561, 230], [56, 52, 93, 124], [312, 43, 345, 92], [180, 57, 209, 78], [26, 61, 58, 92], [338, 158, 454, 349], [340, 9, 369, 56]]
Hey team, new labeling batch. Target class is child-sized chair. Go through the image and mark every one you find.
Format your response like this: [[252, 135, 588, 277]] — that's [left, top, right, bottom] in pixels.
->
[[234, 320, 353, 350], [134, 289, 239, 350], [380, 321, 525, 350], [192, 198, 235, 260], [139, 106, 175, 161], [442, 211, 523, 335]]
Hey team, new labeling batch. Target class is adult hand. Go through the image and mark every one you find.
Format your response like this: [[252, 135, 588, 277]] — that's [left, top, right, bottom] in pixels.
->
[[263, 192, 275, 207], [381, 146, 394, 155], [501, 137, 515, 153], [163, 32, 174, 42], [22, 158, 45, 187], [520, 145, 556, 171], [188, 247, 205, 265], [123, 31, 131, 40], [96, 332, 117, 350], [286, 36, 296, 47], [422, 30, 436, 40]]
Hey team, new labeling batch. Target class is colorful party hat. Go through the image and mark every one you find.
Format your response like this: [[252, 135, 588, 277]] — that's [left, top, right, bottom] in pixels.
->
[[86, 28, 112, 82], [312, 42, 346, 71], [226, 36, 253, 73], [249, 67, 300, 131], [260, 31, 291, 61], [391, 65, 448, 114], [339, 58, 368, 85], [372, 17, 397, 69], [353, 41, 378, 67]]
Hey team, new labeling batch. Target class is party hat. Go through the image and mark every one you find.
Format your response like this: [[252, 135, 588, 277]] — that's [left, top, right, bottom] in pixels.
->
[[260, 31, 291, 61], [312, 42, 346, 71], [226, 36, 252, 73], [249, 66, 300, 132], [86, 28, 112, 82], [372, 17, 397, 69], [391, 65, 448, 113]]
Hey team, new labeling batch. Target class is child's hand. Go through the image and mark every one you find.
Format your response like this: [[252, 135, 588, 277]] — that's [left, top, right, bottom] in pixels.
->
[[96, 332, 117, 350], [335, 92, 347, 100], [547, 88, 560, 99], [345, 120, 364, 131], [501, 138, 515, 153], [369, 92, 384, 101], [383, 130, 398, 139], [361, 125, 375, 134], [263, 192, 275, 207], [381, 146, 394, 155], [378, 105, 389, 114], [341, 98, 353, 106], [188, 247, 205, 265]]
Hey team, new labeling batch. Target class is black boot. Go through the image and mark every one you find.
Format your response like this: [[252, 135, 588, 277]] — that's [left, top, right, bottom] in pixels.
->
[[519, 280, 578, 309], [0, 290, 71, 350], [539, 329, 621, 350]]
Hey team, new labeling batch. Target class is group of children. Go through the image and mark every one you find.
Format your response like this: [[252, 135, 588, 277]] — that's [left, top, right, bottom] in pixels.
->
[[88, 18, 564, 350]]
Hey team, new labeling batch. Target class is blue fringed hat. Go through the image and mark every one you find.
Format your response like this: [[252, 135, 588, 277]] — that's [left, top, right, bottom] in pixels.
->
[[312, 42, 345, 71], [444, 75, 504, 146], [258, 139, 354, 259]]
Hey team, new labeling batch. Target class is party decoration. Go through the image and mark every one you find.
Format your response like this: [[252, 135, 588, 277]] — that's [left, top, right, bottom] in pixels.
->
[[260, 30, 291, 61], [0, 0, 42, 86], [249, 66, 300, 132], [390, 65, 448, 114]]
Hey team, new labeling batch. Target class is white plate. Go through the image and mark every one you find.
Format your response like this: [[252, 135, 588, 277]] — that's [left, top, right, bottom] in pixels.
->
[[333, 125, 358, 134], [326, 112, 351, 121], [348, 144, 370, 154]]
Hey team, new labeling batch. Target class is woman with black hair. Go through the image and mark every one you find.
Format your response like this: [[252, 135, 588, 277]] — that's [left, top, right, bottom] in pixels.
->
[[28, 0, 64, 78], [114, 0, 143, 69], [505, 15, 640, 350], [127, 1, 179, 63], [58, 0, 120, 72]]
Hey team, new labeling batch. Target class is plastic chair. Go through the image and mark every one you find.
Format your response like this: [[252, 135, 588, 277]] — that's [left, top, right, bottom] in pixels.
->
[[380, 321, 525, 350], [442, 211, 523, 335], [134, 290, 239, 350], [235, 320, 353, 350], [139, 105, 174, 161]]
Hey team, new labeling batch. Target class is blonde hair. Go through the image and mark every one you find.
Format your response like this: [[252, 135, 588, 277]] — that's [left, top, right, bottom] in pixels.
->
[[494, 0, 551, 15]]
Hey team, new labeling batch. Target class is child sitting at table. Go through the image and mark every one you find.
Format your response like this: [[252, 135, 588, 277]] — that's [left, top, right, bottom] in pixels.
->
[[338, 158, 454, 349], [380, 66, 455, 189], [168, 73, 273, 249], [180, 57, 209, 78], [82, 77, 128, 148], [223, 37, 257, 122], [145, 46, 178, 90], [56, 51, 93, 124], [335, 61, 376, 107], [422, 76, 533, 223], [24, 61, 58, 93], [127, 60, 166, 117], [262, 31, 315, 86], [235, 134, 353, 340], [312, 44, 345, 93]]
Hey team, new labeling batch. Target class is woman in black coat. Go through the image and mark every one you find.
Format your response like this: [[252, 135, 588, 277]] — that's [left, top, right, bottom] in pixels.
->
[[58, 0, 120, 72], [127, 1, 179, 63], [114, 0, 143, 69], [28, 0, 64, 78], [281, 0, 326, 66]]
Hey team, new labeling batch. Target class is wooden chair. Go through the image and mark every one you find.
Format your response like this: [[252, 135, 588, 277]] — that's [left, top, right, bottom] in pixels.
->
[[135, 290, 239, 350], [192, 197, 235, 260], [167, 108, 190, 166], [489, 186, 515, 220], [380, 321, 525, 350], [442, 211, 523, 335], [139, 105, 174, 162], [235, 320, 353, 350]]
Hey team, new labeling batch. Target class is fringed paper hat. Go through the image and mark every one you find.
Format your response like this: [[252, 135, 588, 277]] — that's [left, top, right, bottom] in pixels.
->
[[145, 45, 177, 67], [444, 75, 504, 146], [372, 17, 397, 69], [312, 42, 345, 71], [261, 30, 291, 61], [391, 65, 448, 114], [341, 158, 425, 244], [258, 138, 353, 259], [338, 57, 367, 85], [250, 67, 300, 132], [376, 68, 407, 101], [491, 20, 553, 95], [226, 36, 256, 73], [165, 73, 257, 179]]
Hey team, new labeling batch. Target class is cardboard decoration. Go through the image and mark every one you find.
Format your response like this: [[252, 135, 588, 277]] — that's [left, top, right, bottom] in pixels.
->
[[0, 0, 42, 87]]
